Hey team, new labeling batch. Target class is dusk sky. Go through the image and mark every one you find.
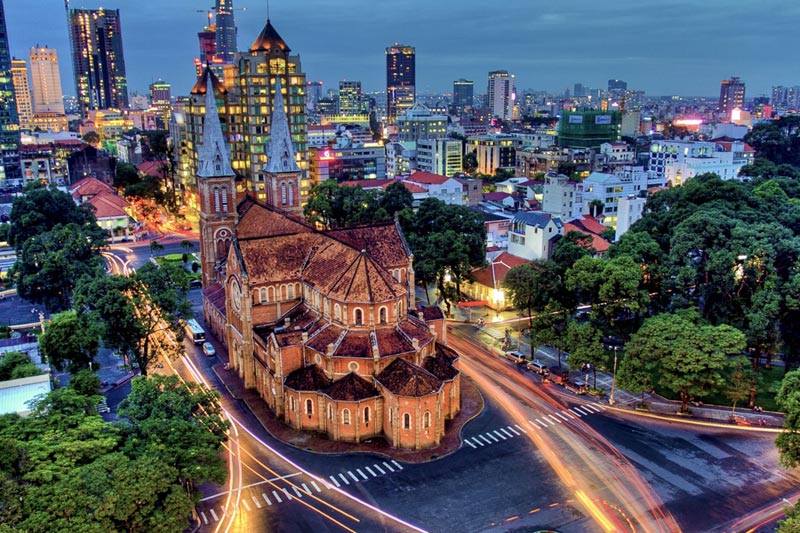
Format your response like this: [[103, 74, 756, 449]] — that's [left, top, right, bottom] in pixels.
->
[[5, 0, 799, 99]]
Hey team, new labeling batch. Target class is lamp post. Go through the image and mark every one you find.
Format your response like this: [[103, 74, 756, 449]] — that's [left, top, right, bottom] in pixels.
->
[[608, 346, 619, 405]]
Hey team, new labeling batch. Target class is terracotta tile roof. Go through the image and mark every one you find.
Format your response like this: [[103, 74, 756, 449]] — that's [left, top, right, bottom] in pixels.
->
[[375, 328, 415, 357], [435, 343, 460, 364], [564, 218, 610, 254], [327, 223, 412, 268], [306, 324, 345, 354], [423, 355, 458, 381], [333, 331, 372, 358], [87, 190, 129, 219], [236, 198, 312, 239], [407, 170, 448, 185], [400, 181, 428, 194], [202, 283, 227, 317], [417, 306, 444, 321], [136, 161, 165, 179], [238, 233, 322, 284], [69, 176, 114, 199], [376, 358, 442, 397], [569, 215, 606, 236], [284, 364, 331, 391], [324, 372, 379, 401], [397, 318, 434, 347], [471, 252, 529, 289], [484, 191, 512, 202]]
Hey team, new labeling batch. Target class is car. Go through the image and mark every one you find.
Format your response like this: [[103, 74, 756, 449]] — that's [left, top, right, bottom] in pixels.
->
[[189, 279, 202, 289], [526, 360, 549, 375], [202, 342, 216, 357], [503, 350, 526, 364]]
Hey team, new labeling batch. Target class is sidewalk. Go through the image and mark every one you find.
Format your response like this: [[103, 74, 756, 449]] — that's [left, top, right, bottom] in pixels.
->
[[210, 353, 485, 464]]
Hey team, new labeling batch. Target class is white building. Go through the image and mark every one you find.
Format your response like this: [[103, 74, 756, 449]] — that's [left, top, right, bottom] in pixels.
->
[[507, 211, 564, 261], [416, 138, 462, 177], [648, 140, 717, 180], [581, 167, 656, 227], [542, 174, 584, 220], [615, 195, 647, 241], [29, 46, 65, 114], [599, 142, 635, 163], [487, 70, 515, 121], [510, 129, 556, 150], [385, 141, 417, 178], [403, 170, 466, 206], [397, 102, 447, 142], [660, 140, 753, 186]]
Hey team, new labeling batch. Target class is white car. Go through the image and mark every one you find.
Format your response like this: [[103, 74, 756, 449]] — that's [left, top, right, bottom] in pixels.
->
[[503, 350, 526, 364], [202, 342, 216, 357]]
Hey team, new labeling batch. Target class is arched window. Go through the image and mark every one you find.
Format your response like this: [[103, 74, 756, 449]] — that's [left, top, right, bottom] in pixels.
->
[[213, 187, 221, 212], [267, 286, 275, 301], [379, 307, 387, 324], [342, 408, 351, 425], [392, 269, 400, 282], [354, 308, 363, 326], [334, 304, 341, 322], [281, 285, 288, 300], [422, 411, 431, 429], [221, 187, 229, 212], [306, 398, 313, 416], [363, 406, 370, 424], [289, 396, 296, 412], [403, 412, 411, 430], [259, 288, 267, 303], [287, 284, 295, 299]]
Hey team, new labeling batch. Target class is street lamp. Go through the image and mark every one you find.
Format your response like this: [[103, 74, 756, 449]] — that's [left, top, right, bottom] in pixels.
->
[[608, 346, 619, 405]]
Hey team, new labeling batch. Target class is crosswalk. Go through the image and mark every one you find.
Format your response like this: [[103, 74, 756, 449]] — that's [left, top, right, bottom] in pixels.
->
[[199, 459, 406, 525], [462, 403, 605, 450]]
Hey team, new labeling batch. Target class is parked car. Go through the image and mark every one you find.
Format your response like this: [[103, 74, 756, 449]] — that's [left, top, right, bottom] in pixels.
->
[[189, 278, 202, 289], [202, 342, 216, 357], [566, 379, 588, 395], [526, 360, 549, 375], [503, 350, 526, 364], [547, 367, 570, 385]]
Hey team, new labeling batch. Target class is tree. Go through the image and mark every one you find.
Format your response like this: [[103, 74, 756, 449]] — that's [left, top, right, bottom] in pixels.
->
[[463, 150, 478, 174], [150, 240, 164, 256], [502, 261, 562, 326], [725, 356, 755, 414], [775, 369, 800, 469], [39, 310, 101, 372], [82, 131, 100, 146], [74, 263, 190, 376], [616, 350, 654, 408], [565, 255, 604, 309], [530, 303, 570, 368], [564, 319, 607, 389], [114, 161, 141, 190], [776, 503, 800, 533], [588, 199, 604, 218], [598, 256, 650, 333], [552, 231, 593, 275], [0, 351, 43, 380], [303, 179, 385, 229], [379, 181, 413, 217], [69, 369, 102, 398]]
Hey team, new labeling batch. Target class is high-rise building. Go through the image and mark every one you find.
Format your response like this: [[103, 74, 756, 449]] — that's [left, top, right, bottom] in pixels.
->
[[29, 46, 65, 114], [195, 22, 217, 76], [719, 76, 745, 116], [771, 85, 800, 111], [608, 79, 627, 92], [149, 79, 171, 128], [338, 80, 364, 116], [68, 8, 129, 115], [487, 70, 515, 121], [0, 0, 20, 186], [305, 81, 323, 112], [214, 0, 237, 64], [386, 43, 415, 123], [557, 110, 622, 149], [11, 59, 33, 129], [452, 79, 473, 116]]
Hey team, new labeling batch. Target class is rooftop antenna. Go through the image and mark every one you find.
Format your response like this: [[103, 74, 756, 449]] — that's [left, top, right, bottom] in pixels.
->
[[267, 0, 270, 19]]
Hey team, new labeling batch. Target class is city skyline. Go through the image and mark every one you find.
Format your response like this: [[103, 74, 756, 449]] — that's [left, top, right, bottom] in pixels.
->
[[4, 0, 800, 100]]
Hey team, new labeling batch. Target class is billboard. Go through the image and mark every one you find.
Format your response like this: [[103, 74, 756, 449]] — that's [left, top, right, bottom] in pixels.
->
[[595, 115, 612, 125], [568, 115, 583, 124]]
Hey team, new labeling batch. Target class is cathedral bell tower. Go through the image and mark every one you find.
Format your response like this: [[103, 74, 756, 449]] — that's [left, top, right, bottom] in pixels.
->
[[264, 77, 303, 215], [195, 67, 237, 288]]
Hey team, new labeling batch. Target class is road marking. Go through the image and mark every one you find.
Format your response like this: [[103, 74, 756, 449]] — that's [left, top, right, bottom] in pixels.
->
[[311, 481, 322, 492], [465, 439, 477, 448], [241, 498, 251, 511], [573, 406, 590, 416], [535, 419, 549, 428], [547, 415, 562, 424], [568, 408, 583, 417], [562, 410, 576, 419], [339, 473, 351, 485], [329, 475, 341, 487], [485, 432, 500, 442], [262, 493, 272, 506], [493, 430, 507, 440], [479, 434, 493, 444], [252, 495, 262, 508], [584, 404, 601, 413], [282, 488, 294, 500], [391, 460, 404, 470], [272, 490, 282, 503], [555, 412, 570, 421], [321, 479, 334, 490], [514, 423, 527, 433], [201, 512, 208, 524], [470, 437, 485, 447], [347, 471, 360, 482], [527, 420, 539, 429], [356, 469, 369, 480], [500, 427, 516, 438], [383, 462, 395, 472], [365, 466, 377, 477], [292, 486, 303, 498], [210, 508, 219, 521], [301, 483, 311, 494], [373, 464, 386, 475], [507, 425, 521, 435]]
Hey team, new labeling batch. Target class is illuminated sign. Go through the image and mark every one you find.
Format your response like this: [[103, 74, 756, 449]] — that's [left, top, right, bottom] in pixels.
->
[[595, 115, 612, 125], [319, 150, 335, 161], [568, 115, 583, 124]]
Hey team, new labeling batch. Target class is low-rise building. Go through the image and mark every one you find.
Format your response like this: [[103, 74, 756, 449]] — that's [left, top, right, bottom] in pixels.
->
[[403, 171, 466, 206], [615, 195, 647, 241], [69, 177, 133, 242], [507, 211, 564, 261], [467, 134, 523, 174], [308, 143, 386, 183], [542, 173, 583, 220], [416, 138, 462, 177], [462, 252, 529, 311], [385, 141, 417, 178], [581, 167, 657, 227], [397, 103, 447, 143]]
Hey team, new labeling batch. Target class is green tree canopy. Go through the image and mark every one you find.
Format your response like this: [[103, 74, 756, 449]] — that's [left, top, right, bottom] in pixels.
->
[[39, 310, 101, 372]]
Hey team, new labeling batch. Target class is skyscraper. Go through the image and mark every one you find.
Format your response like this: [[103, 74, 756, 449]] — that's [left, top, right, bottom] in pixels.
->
[[29, 46, 65, 114], [0, 0, 20, 186], [149, 79, 171, 128], [338, 80, 364, 116], [386, 43, 415, 124], [719, 76, 745, 116], [68, 8, 129, 115], [10, 59, 32, 129], [214, 0, 238, 64], [487, 70, 515, 121], [452, 79, 473, 116]]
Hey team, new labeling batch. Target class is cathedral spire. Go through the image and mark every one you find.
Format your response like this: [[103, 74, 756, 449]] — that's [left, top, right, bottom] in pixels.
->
[[197, 71, 234, 178], [266, 77, 300, 173]]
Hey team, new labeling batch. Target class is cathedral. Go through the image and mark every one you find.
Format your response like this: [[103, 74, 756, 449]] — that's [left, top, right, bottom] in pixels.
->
[[195, 39, 461, 449]]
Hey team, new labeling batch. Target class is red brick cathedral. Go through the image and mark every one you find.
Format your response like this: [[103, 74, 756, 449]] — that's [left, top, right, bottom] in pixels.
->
[[195, 54, 460, 449]]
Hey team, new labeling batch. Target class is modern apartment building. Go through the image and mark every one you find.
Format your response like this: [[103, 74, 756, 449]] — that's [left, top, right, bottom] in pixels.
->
[[386, 44, 415, 124], [29, 46, 65, 114], [487, 70, 515, 121]]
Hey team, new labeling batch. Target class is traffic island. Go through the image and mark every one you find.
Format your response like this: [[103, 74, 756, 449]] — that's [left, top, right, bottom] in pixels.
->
[[212, 363, 485, 464]]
